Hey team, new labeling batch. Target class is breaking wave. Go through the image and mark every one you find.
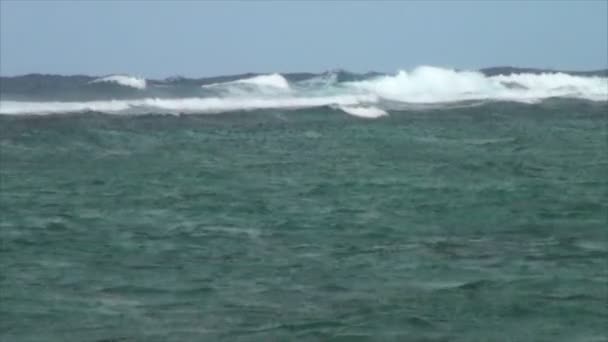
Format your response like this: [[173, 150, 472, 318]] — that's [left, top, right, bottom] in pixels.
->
[[89, 75, 147, 89], [0, 95, 378, 116], [345, 66, 608, 103], [337, 105, 387, 118], [231, 73, 291, 90], [1, 66, 606, 117], [203, 73, 291, 90], [201, 73, 292, 97]]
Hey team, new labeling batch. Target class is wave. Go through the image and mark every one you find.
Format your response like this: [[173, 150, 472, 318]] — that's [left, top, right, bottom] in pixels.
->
[[295, 72, 339, 89], [203, 73, 290, 90], [345, 66, 608, 103], [90, 75, 147, 89], [337, 105, 387, 118], [0, 94, 379, 116], [1, 66, 606, 117], [232, 73, 291, 90], [201, 73, 292, 98]]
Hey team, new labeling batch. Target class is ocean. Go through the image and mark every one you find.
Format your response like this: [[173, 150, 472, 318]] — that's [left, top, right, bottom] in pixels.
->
[[1, 67, 607, 341]]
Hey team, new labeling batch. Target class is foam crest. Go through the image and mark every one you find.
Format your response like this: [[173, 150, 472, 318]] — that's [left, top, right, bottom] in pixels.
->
[[0, 94, 379, 115], [204, 73, 291, 92], [346, 66, 498, 103], [296, 72, 338, 89], [347, 66, 608, 103], [339, 105, 387, 118], [1, 66, 606, 117], [491, 73, 608, 101], [90, 75, 147, 89], [235, 74, 291, 90]]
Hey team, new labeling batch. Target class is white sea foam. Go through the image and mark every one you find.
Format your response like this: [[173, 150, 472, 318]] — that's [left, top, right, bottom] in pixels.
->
[[0, 94, 379, 115], [90, 75, 147, 89], [201, 74, 292, 98], [1, 66, 606, 117], [346, 66, 608, 103], [491, 72, 608, 101], [339, 105, 387, 118], [296, 72, 338, 89], [234, 73, 291, 90], [203, 73, 291, 92]]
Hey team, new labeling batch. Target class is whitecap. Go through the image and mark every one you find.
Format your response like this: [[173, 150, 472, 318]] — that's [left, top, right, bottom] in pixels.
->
[[339, 105, 387, 118], [0, 94, 379, 115], [90, 75, 147, 89], [345, 66, 608, 103]]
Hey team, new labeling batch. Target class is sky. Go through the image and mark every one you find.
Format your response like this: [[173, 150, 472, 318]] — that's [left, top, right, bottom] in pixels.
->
[[1, 0, 607, 78]]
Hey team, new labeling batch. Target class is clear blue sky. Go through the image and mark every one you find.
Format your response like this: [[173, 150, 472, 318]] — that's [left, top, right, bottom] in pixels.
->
[[1, 0, 606, 78]]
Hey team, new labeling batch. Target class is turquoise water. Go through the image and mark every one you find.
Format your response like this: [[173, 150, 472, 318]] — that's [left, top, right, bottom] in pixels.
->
[[1, 101, 607, 341]]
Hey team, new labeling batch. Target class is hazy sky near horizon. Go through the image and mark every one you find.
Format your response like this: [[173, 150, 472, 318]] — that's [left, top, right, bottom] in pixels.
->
[[1, 0, 607, 77]]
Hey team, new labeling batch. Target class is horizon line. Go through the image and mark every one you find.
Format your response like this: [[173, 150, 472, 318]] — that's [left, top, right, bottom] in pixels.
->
[[2, 65, 608, 79]]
